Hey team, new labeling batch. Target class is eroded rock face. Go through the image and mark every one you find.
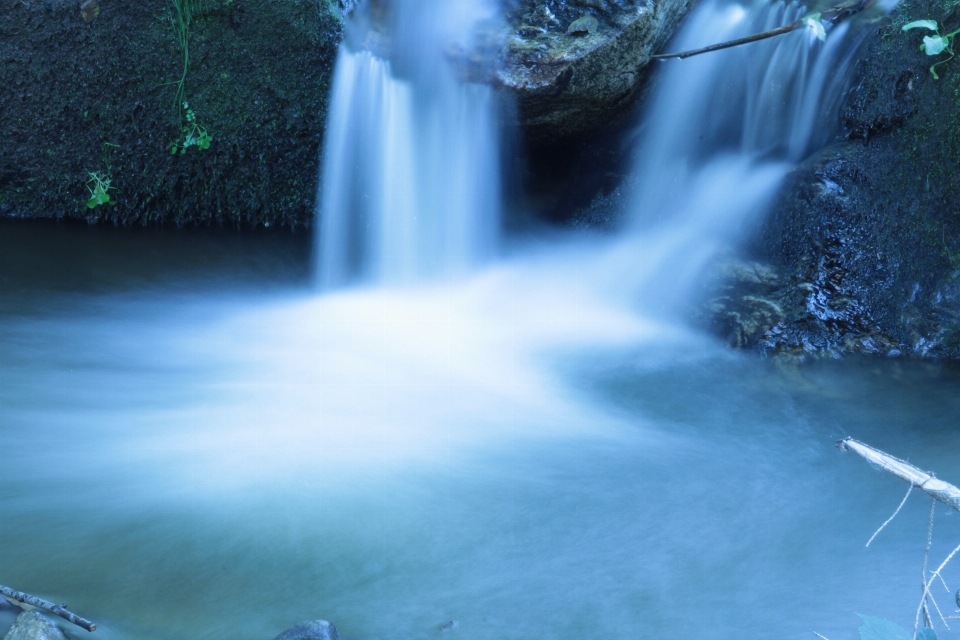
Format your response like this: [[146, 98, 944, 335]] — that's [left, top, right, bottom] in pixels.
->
[[3, 612, 67, 640], [757, 141, 959, 360], [498, 0, 696, 140]]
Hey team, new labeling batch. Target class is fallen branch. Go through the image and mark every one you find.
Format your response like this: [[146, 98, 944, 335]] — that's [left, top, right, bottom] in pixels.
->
[[0, 585, 96, 632], [838, 438, 960, 511], [840, 438, 960, 637], [652, 19, 806, 59], [652, 0, 871, 60]]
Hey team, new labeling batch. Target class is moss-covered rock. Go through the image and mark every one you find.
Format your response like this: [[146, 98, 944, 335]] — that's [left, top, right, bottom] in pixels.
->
[[0, 0, 343, 227]]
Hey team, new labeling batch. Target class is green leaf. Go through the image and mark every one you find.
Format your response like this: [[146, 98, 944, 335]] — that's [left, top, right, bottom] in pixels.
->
[[86, 198, 99, 209], [804, 13, 826, 41], [930, 63, 940, 79], [857, 615, 911, 640], [903, 20, 938, 31], [917, 628, 938, 640], [924, 35, 949, 55]]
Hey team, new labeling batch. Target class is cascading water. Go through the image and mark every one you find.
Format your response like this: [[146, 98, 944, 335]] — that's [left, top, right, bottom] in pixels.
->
[[317, 0, 502, 288], [609, 0, 871, 314]]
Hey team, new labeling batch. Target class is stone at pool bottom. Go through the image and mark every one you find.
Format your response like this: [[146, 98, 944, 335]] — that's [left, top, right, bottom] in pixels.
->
[[3, 611, 67, 640], [273, 620, 340, 640]]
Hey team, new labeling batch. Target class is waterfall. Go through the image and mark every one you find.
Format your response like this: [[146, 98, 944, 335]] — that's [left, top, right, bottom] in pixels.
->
[[317, 0, 502, 288], [614, 0, 871, 314], [315, 0, 878, 320]]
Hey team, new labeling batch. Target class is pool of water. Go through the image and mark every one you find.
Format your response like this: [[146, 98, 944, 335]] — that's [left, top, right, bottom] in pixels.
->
[[3, 220, 960, 640]]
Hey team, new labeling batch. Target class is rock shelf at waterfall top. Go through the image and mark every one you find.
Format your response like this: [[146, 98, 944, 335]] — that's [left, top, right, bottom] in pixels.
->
[[498, 0, 695, 140]]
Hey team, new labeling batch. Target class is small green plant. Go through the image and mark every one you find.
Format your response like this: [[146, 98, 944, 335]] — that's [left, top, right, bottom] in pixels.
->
[[165, 0, 214, 154], [170, 102, 213, 154], [84, 142, 118, 209], [85, 171, 115, 209], [902, 20, 960, 79]]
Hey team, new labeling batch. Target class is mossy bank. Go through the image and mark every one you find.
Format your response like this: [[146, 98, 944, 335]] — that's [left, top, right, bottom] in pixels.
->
[[0, 0, 343, 228]]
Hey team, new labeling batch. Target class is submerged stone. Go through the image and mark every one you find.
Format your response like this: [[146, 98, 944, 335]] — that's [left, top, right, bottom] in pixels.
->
[[3, 611, 67, 640], [273, 620, 341, 640]]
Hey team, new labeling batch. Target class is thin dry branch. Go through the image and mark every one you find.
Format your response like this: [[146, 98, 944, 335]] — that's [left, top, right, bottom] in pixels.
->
[[838, 438, 960, 511], [838, 438, 960, 636], [652, 20, 805, 59], [652, 0, 871, 60], [0, 585, 96, 632]]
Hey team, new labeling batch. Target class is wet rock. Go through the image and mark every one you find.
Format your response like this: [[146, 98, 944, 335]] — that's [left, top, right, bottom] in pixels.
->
[[79, 0, 99, 24], [566, 15, 599, 35], [272, 620, 340, 640], [695, 256, 785, 349], [752, 0, 960, 361], [758, 140, 951, 359], [498, 0, 695, 141], [3, 611, 67, 640], [0, 598, 19, 640]]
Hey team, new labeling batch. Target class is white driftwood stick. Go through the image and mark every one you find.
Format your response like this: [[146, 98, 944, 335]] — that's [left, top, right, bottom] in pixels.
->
[[838, 438, 960, 511], [0, 585, 96, 632]]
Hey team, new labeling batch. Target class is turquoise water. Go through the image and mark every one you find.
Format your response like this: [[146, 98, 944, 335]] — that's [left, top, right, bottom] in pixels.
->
[[3, 221, 960, 640]]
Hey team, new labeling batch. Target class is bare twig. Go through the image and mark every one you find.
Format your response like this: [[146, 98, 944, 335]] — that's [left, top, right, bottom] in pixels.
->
[[0, 585, 96, 632], [838, 438, 960, 512], [867, 484, 913, 547], [652, 19, 805, 59], [839, 438, 960, 637], [915, 541, 960, 634], [936, 572, 950, 593], [652, 0, 871, 60], [929, 590, 950, 630], [920, 497, 935, 634]]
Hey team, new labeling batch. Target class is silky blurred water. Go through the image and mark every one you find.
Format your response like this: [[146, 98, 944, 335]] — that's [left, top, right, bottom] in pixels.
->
[[0, 0, 936, 637], [3, 221, 960, 640]]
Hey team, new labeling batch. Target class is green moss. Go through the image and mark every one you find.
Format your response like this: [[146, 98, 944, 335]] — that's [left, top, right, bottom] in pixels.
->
[[0, 0, 342, 228]]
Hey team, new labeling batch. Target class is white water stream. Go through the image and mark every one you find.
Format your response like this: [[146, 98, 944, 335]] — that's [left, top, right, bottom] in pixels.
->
[[318, 0, 501, 287], [6, 1, 954, 640]]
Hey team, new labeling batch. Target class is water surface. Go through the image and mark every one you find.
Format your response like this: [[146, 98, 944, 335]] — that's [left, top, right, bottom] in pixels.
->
[[3, 221, 960, 640]]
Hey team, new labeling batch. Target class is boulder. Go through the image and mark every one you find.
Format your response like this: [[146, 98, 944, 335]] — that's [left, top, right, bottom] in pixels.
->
[[272, 620, 341, 640], [3, 612, 67, 640], [497, 0, 696, 141]]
